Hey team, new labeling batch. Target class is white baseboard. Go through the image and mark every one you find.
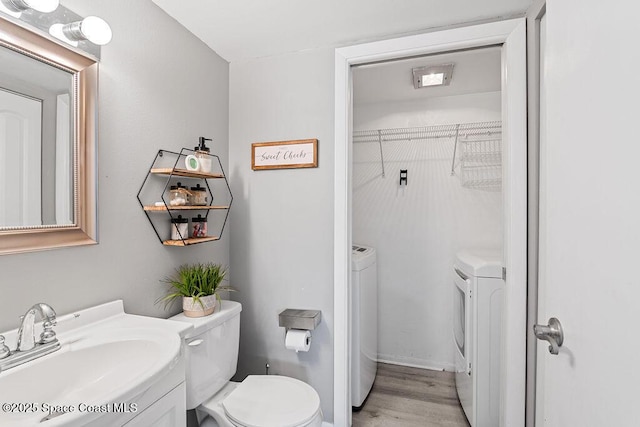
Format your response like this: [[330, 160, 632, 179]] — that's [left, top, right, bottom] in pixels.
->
[[377, 354, 455, 372]]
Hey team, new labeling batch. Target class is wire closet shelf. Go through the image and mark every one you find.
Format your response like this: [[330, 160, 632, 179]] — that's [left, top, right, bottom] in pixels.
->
[[352, 120, 502, 191]]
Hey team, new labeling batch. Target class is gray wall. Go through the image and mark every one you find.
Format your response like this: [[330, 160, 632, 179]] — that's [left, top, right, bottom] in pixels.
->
[[0, 0, 230, 332], [229, 48, 335, 421]]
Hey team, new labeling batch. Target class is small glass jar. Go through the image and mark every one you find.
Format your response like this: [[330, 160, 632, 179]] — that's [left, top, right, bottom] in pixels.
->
[[195, 149, 212, 173], [191, 184, 208, 206], [169, 182, 190, 206], [190, 184, 208, 206], [170, 215, 188, 240], [191, 214, 207, 238]]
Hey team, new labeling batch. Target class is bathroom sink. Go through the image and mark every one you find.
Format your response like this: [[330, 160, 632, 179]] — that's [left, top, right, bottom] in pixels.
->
[[0, 301, 189, 426]]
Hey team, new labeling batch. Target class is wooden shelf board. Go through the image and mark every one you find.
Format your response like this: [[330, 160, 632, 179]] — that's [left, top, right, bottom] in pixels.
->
[[162, 236, 220, 246], [143, 205, 230, 212], [150, 168, 224, 179]]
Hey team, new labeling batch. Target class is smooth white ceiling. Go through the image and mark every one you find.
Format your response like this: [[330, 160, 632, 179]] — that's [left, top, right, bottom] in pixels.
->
[[151, 0, 531, 63], [353, 46, 502, 105]]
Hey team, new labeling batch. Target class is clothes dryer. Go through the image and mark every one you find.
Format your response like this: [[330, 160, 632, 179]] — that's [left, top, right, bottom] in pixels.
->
[[453, 249, 504, 427]]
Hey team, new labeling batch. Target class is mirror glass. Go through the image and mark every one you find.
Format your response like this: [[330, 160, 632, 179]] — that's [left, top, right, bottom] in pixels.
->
[[0, 44, 74, 228], [0, 15, 97, 255]]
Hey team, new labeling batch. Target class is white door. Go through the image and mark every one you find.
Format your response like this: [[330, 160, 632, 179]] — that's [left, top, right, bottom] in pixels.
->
[[533, 1, 640, 425], [0, 88, 42, 227]]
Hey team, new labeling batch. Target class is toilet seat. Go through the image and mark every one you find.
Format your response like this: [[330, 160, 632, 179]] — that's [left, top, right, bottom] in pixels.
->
[[222, 375, 322, 427]]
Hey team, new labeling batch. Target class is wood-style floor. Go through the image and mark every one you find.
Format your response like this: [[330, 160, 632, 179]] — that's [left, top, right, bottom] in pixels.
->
[[352, 363, 471, 427]]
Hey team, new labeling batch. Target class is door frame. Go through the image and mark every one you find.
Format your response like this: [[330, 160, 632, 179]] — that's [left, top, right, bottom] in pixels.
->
[[526, 2, 546, 426], [333, 18, 527, 427]]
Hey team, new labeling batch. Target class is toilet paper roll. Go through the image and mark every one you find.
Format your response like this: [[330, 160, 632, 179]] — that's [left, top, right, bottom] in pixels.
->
[[285, 329, 311, 353]]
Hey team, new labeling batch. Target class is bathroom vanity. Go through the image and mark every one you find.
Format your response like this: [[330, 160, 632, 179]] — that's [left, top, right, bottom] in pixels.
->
[[0, 301, 192, 426]]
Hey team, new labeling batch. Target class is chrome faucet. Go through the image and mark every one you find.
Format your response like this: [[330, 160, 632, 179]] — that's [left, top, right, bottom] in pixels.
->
[[16, 303, 58, 351], [0, 303, 61, 372]]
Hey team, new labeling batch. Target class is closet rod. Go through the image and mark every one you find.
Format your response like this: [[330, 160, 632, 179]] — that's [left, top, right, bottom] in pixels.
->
[[458, 137, 502, 143]]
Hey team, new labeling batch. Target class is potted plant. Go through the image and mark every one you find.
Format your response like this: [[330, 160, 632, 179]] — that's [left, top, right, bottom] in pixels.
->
[[159, 263, 232, 317]]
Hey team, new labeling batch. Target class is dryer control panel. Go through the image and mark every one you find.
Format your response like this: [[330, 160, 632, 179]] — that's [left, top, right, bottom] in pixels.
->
[[352, 245, 373, 255], [352, 245, 376, 270]]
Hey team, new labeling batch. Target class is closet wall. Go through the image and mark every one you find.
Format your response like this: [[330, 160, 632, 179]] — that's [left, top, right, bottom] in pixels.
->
[[353, 91, 502, 370]]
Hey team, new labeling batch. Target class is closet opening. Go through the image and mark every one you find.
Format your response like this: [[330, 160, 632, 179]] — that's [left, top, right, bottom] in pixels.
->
[[333, 20, 527, 427], [350, 46, 502, 427]]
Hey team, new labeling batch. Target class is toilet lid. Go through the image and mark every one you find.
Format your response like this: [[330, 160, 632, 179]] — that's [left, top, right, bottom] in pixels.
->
[[222, 375, 321, 427]]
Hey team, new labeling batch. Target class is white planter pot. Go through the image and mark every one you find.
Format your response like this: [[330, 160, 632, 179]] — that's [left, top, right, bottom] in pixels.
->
[[182, 295, 217, 318]]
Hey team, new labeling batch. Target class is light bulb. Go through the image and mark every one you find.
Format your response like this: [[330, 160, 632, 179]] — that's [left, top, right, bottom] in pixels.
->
[[78, 16, 112, 45], [1, 0, 58, 13], [0, 1, 21, 17], [61, 16, 112, 46], [24, 0, 58, 13]]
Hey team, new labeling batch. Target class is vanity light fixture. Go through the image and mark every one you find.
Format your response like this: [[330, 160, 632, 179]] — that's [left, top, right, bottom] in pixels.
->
[[0, 0, 57, 17], [1, 0, 58, 13], [0, 0, 104, 59], [0, 2, 20, 17], [412, 63, 455, 89], [49, 15, 112, 46]]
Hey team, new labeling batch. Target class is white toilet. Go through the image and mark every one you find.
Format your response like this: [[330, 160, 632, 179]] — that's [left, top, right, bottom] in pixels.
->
[[171, 300, 323, 427]]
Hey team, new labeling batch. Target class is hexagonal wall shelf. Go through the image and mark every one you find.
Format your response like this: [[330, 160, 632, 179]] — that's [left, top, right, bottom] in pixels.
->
[[137, 148, 232, 246]]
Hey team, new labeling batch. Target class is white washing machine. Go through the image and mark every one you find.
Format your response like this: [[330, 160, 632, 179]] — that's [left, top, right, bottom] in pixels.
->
[[351, 244, 377, 409], [453, 249, 504, 427]]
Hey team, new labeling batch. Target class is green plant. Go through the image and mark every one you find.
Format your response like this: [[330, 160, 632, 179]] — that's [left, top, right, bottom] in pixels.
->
[[158, 263, 232, 309]]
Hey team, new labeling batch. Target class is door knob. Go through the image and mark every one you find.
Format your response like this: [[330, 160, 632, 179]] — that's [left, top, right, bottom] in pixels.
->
[[534, 317, 564, 355]]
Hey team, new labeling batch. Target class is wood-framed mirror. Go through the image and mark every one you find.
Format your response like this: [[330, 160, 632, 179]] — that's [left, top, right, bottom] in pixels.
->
[[0, 15, 97, 255]]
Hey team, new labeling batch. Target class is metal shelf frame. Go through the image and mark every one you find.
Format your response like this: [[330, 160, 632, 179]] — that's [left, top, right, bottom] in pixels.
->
[[136, 148, 233, 246]]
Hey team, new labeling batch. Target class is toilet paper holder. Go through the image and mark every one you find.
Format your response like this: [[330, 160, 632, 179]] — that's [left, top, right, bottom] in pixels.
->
[[278, 309, 321, 331]]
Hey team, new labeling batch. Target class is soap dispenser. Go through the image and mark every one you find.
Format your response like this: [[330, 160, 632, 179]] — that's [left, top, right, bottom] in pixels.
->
[[195, 137, 212, 173]]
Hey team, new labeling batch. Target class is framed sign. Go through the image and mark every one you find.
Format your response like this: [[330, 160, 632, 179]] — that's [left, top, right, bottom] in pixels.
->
[[251, 139, 318, 170]]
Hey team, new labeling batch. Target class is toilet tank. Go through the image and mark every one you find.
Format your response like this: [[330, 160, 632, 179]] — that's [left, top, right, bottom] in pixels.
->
[[170, 300, 242, 410]]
